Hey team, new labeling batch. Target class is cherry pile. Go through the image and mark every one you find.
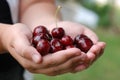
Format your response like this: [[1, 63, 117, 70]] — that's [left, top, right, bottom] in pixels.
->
[[32, 25, 93, 56]]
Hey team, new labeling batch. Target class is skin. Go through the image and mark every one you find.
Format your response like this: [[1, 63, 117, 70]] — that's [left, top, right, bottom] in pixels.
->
[[0, 0, 106, 76]]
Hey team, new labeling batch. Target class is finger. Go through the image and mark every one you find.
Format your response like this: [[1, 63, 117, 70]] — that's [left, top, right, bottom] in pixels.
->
[[89, 42, 106, 58], [96, 42, 106, 57], [87, 42, 106, 65], [71, 64, 87, 73], [23, 48, 82, 74], [8, 46, 37, 72], [40, 48, 82, 68], [22, 46, 42, 63], [36, 53, 87, 75], [12, 36, 42, 63], [86, 51, 96, 65], [71, 54, 90, 73], [99, 47, 105, 57], [92, 42, 106, 63], [89, 44, 101, 58]]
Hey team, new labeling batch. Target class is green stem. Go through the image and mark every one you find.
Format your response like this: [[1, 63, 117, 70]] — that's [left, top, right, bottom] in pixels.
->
[[55, 5, 62, 27]]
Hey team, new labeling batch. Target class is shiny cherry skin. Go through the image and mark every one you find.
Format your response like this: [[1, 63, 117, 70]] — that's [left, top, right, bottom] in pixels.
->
[[75, 36, 93, 53], [61, 35, 73, 47], [33, 25, 48, 36], [50, 39, 63, 53], [51, 27, 65, 39], [74, 34, 88, 44], [46, 33, 52, 41], [36, 39, 50, 56], [32, 33, 51, 47], [32, 35, 41, 47]]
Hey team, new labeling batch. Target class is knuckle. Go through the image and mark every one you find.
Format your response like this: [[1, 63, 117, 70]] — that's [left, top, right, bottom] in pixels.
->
[[49, 68, 61, 76], [67, 58, 81, 69], [45, 60, 57, 68], [22, 61, 33, 71], [68, 60, 76, 68], [63, 53, 72, 60]]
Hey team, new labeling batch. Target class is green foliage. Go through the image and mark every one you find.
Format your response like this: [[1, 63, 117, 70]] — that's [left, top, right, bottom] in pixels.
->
[[75, 0, 111, 27]]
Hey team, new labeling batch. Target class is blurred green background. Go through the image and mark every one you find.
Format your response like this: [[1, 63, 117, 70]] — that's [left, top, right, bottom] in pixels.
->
[[34, 0, 120, 80]]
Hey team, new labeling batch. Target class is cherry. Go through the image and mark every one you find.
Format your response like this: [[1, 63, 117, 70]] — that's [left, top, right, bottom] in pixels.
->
[[50, 39, 63, 53], [36, 39, 50, 56], [74, 34, 88, 44], [51, 27, 65, 39], [75, 35, 93, 53], [32, 5, 95, 55], [33, 25, 48, 36], [46, 33, 52, 41], [61, 35, 73, 46], [32, 33, 51, 47], [32, 35, 41, 47]]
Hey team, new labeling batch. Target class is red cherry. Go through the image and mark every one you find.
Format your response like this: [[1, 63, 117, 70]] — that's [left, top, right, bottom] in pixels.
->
[[50, 39, 63, 53], [32, 35, 41, 47], [51, 27, 65, 39], [74, 34, 88, 44], [75, 37, 93, 53], [46, 33, 52, 41], [33, 25, 48, 36], [32, 33, 50, 46], [61, 35, 73, 46], [36, 39, 50, 56]]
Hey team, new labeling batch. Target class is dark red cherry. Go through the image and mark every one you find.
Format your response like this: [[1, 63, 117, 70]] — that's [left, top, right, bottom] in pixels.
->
[[50, 39, 63, 53], [51, 27, 65, 39], [36, 39, 50, 56], [46, 33, 52, 41], [75, 37, 93, 53], [74, 34, 88, 44], [32, 35, 41, 47], [32, 33, 50, 46], [61, 35, 73, 46], [33, 25, 48, 36]]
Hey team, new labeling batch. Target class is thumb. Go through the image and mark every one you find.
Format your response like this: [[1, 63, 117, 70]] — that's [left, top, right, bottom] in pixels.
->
[[13, 37, 42, 63], [21, 46, 42, 63]]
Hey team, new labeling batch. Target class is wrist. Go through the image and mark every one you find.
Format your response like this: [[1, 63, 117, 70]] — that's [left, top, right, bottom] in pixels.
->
[[0, 23, 12, 53]]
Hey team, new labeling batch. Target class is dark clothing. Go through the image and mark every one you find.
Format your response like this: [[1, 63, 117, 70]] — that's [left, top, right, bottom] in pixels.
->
[[0, 54, 24, 80], [0, 0, 12, 23], [0, 0, 24, 80]]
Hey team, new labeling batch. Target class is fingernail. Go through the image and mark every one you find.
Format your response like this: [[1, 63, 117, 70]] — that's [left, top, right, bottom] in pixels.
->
[[32, 54, 40, 63]]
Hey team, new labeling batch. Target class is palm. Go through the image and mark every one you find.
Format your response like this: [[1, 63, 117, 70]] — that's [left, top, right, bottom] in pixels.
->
[[48, 21, 98, 43], [48, 21, 106, 66]]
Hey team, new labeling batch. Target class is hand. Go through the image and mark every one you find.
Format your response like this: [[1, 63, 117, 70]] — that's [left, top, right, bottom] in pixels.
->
[[1, 23, 87, 76], [47, 21, 106, 73]]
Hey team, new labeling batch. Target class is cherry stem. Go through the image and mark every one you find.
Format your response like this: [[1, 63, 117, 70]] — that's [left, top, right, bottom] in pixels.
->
[[55, 5, 62, 28]]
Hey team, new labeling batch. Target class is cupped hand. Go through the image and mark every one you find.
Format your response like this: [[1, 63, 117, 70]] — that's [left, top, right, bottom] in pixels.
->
[[1, 23, 88, 76], [1, 21, 106, 75], [47, 21, 106, 73]]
